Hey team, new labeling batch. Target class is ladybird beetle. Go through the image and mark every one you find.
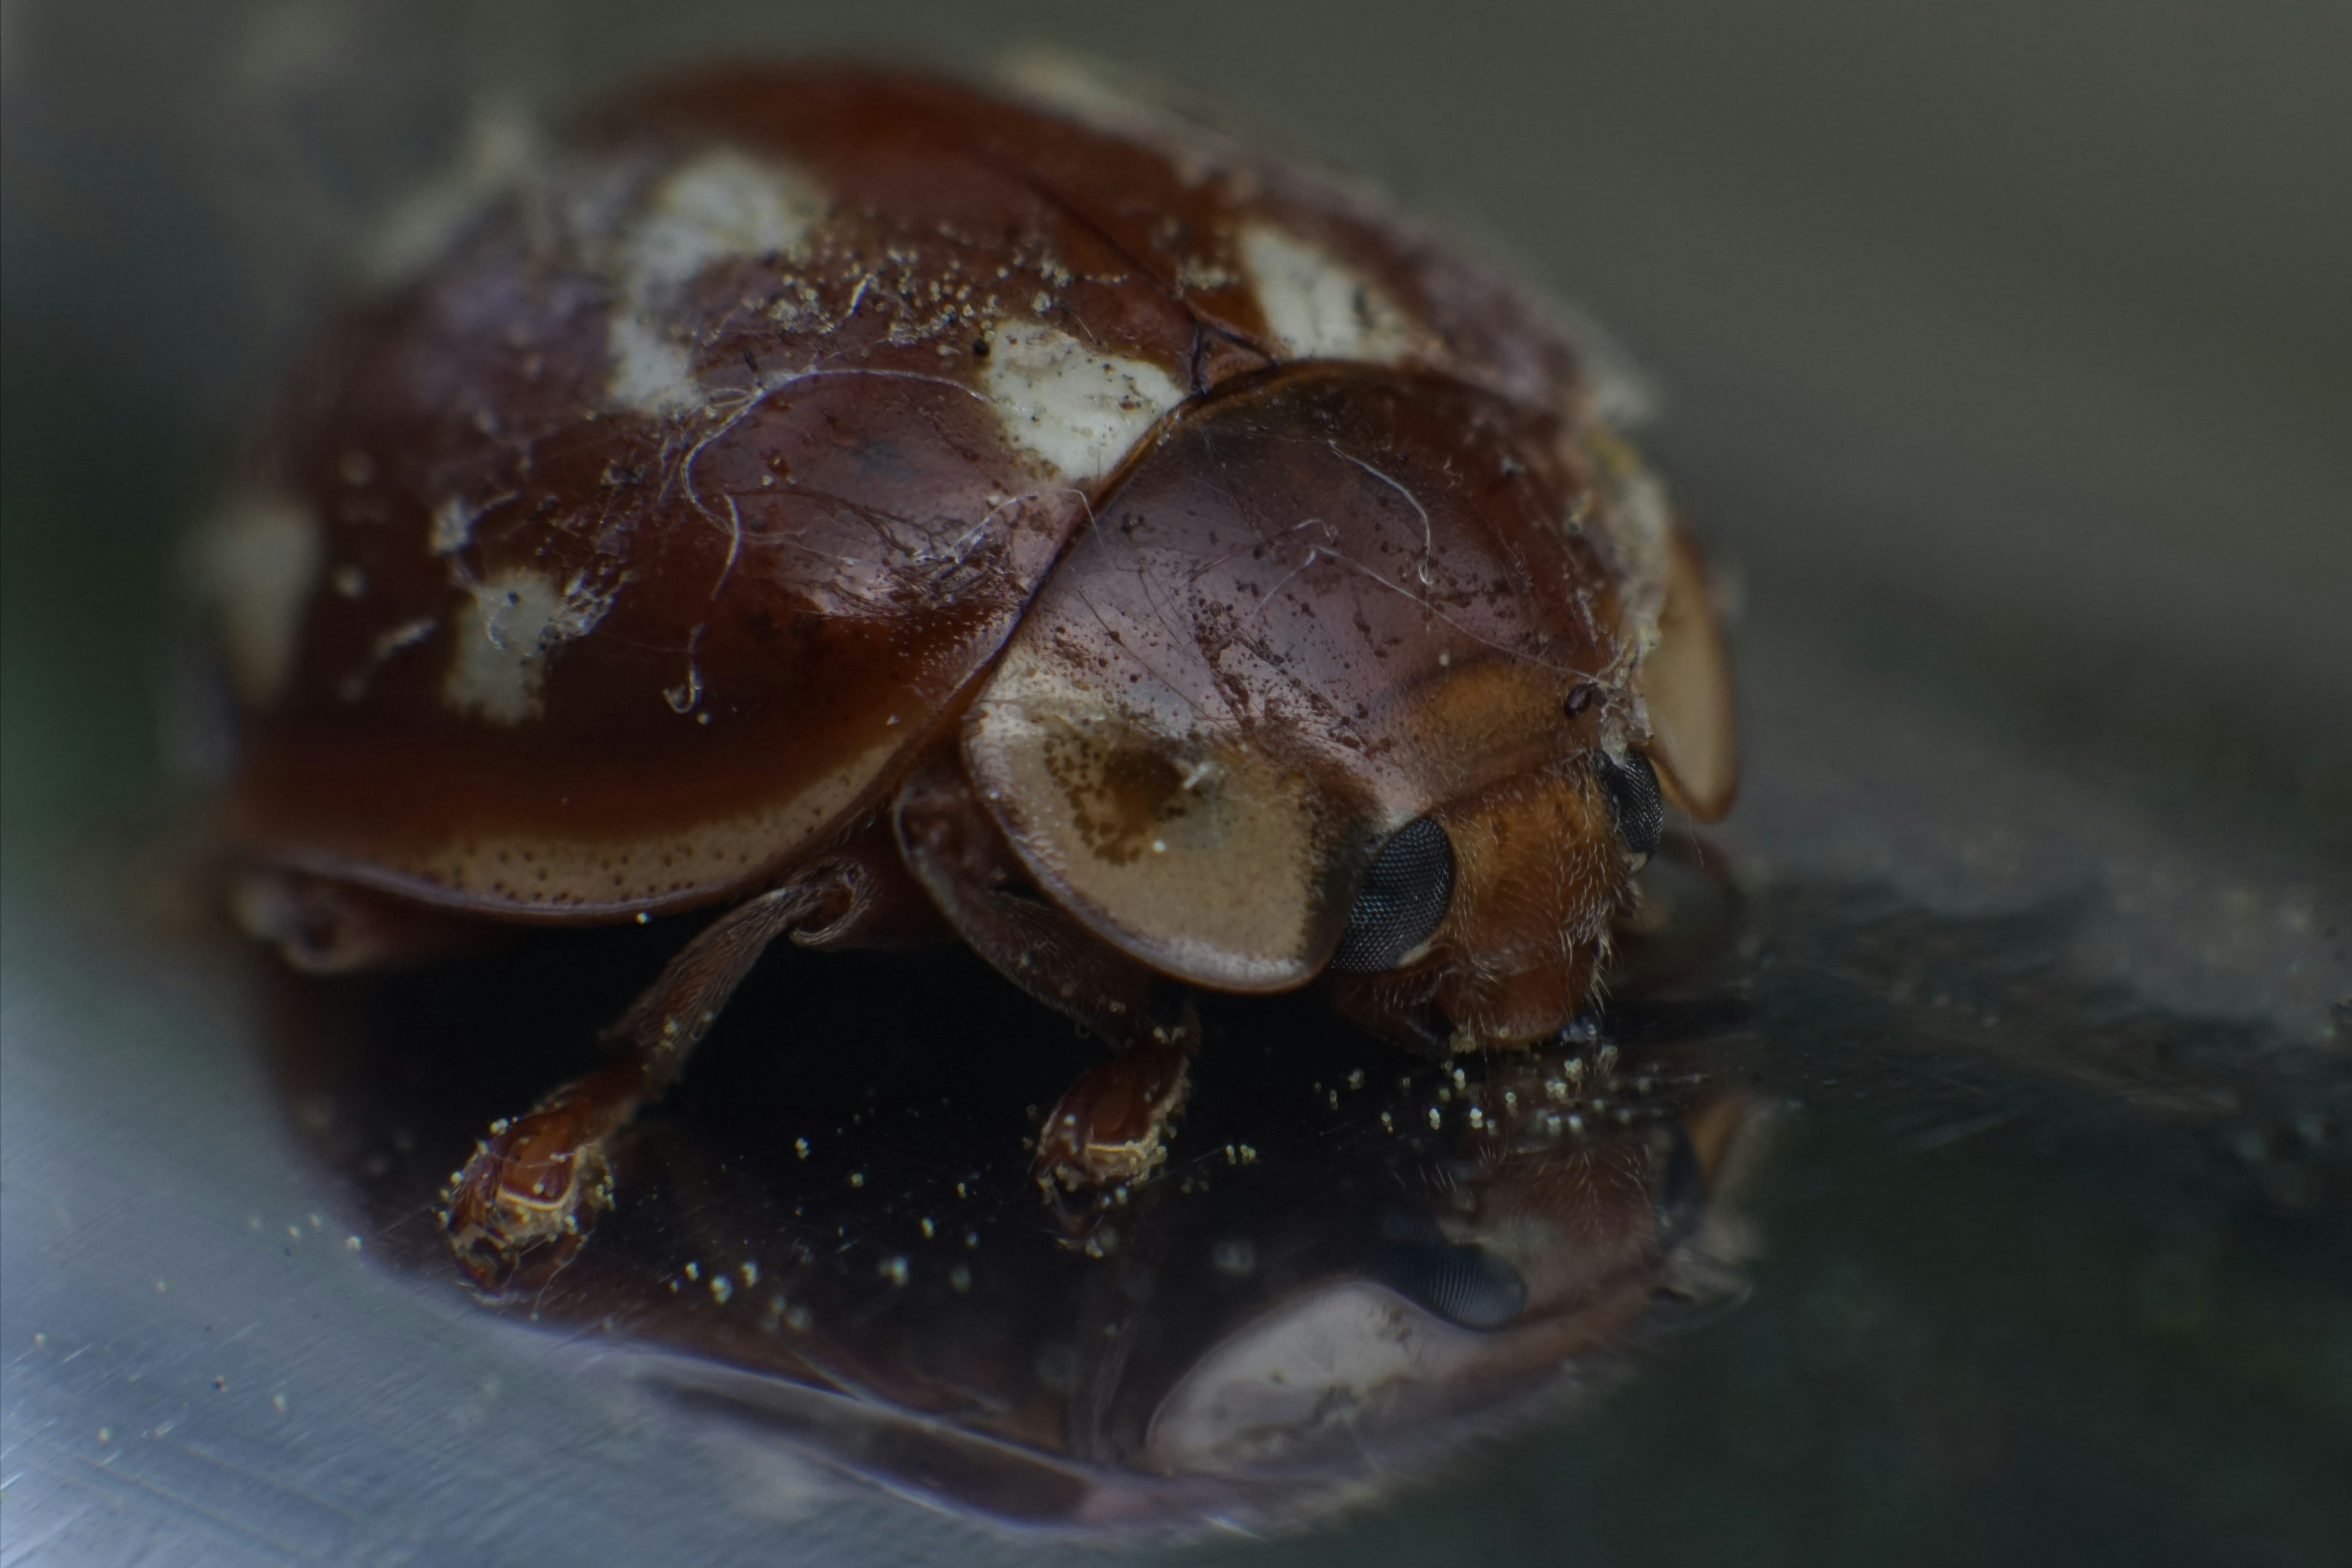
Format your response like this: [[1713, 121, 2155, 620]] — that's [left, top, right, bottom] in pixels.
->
[[197, 59, 1736, 1294]]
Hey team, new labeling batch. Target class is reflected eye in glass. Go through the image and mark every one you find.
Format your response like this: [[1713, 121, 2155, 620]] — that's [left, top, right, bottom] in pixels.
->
[[1591, 749, 1665, 859], [1654, 1121, 1704, 1248], [1329, 816, 1455, 973], [1374, 1211, 1527, 1330]]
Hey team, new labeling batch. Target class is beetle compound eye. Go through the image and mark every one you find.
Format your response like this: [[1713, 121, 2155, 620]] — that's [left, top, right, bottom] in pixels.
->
[[1593, 750, 1665, 858], [1329, 816, 1455, 973]]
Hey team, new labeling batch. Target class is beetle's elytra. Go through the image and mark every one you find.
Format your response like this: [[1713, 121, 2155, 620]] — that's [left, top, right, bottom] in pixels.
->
[[198, 59, 1736, 1293]]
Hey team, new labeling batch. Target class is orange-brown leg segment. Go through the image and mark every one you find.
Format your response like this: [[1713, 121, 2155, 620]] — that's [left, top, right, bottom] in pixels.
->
[[442, 852, 883, 1295], [894, 749, 1198, 1212], [1032, 1023, 1195, 1196]]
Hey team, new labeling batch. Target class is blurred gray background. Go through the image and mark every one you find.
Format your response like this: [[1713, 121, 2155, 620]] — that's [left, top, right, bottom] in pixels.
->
[[4, 2, 2348, 1565]]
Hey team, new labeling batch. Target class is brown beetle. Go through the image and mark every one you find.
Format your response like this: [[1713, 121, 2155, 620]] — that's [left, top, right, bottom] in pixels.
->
[[196, 59, 1736, 1294]]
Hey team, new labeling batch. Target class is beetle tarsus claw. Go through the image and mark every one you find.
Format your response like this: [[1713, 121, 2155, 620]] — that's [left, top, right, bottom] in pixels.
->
[[1032, 1041, 1193, 1225], [442, 1096, 618, 1297]]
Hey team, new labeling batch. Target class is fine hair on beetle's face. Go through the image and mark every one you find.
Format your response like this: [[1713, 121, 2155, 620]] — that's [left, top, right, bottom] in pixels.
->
[[1321, 756, 1635, 1053]]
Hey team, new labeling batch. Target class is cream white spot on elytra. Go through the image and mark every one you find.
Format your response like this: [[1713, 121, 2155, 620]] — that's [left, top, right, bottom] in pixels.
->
[[994, 49, 1224, 187], [605, 318, 694, 418], [443, 565, 620, 725], [1581, 427, 1673, 671], [1238, 221, 1422, 365], [189, 489, 323, 705], [980, 320, 1185, 479], [606, 148, 827, 418], [625, 149, 825, 296], [361, 102, 543, 290]]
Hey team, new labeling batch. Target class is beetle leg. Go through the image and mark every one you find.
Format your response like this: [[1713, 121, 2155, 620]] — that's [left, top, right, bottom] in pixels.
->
[[442, 860, 864, 1296], [1034, 997, 1197, 1199], [230, 867, 492, 973], [895, 749, 1200, 1211]]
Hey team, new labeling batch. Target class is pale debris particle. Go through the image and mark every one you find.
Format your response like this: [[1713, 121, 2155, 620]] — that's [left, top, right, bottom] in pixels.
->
[[429, 496, 481, 556]]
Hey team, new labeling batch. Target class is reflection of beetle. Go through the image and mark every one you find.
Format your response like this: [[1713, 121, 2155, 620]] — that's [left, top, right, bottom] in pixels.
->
[[197, 61, 1736, 1292]]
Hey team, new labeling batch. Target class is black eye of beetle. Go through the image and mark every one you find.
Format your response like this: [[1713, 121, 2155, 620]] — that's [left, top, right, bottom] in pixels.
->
[[1592, 749, 1665, 858], [1329, 816, 1455, 973]]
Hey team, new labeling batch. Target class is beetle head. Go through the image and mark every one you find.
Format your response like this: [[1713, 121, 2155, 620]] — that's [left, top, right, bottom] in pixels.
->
[[960, 366, 1731, 1044], [1322, 757, 1649, 1052]]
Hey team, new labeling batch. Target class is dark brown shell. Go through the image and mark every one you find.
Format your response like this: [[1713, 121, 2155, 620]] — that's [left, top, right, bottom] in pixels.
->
[[202, 62, 1725, 925]]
